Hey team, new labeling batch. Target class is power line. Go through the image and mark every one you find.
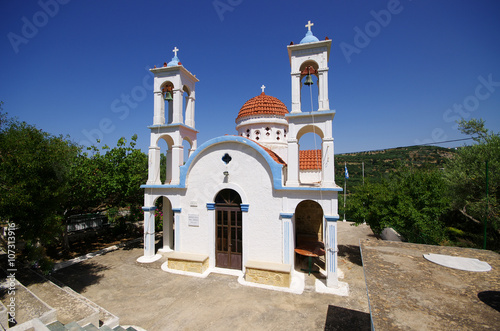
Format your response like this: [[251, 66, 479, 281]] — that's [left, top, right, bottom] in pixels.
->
[[411, 137, 476, 147], [337, 137, 477, 155]]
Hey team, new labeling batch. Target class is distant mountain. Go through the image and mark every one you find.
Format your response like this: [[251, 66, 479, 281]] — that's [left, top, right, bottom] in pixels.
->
[[335, 145, 456, 190]]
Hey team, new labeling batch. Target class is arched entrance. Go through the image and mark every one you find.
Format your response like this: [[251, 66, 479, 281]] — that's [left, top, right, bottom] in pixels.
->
[[215, 189, 242, 270], [155, 196, 174, 252], [294, 200, 325, 273]]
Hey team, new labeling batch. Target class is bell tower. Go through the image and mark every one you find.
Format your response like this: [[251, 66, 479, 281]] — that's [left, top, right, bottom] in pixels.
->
[[147, 47, 199, 185], [285, 21, 335, 187], [288, 20, 331, 113]]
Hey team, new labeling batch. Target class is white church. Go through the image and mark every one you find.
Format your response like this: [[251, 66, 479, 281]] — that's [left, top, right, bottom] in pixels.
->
[[137, 22, 344, 292]]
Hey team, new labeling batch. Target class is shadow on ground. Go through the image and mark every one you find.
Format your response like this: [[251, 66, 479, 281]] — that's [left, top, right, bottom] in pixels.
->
[[338, 245, 363, 266], [324, 305, 371, 330], [52, 261, 110, 293], [478, 291, 500, 312]]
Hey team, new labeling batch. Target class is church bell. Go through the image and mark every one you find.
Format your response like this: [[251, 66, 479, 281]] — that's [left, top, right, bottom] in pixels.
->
[[304, 74, 314, 86], [164, 91, 173, 101]]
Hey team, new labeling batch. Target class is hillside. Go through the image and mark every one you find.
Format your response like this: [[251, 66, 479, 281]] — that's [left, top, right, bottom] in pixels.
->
[[335, 145, 456, 190]]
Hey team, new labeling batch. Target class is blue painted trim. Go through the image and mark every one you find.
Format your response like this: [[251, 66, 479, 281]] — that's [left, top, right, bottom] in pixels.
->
[[280, 213, 294, 219], [140, 184, 185, 189], [206, 203, 215, 210], [325, 215, 339, 222], [284, 221, 290, 264], [328, 223, 336, 273], [285, 109, 336, 118], [172, 208, 182, 213], [142, 206, 156, 211], [240, 204, 249, 212], [147, 123, 199, 133], [140, 135, 343, 192]]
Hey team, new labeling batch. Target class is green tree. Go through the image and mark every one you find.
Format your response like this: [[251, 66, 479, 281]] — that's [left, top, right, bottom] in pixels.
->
[[0, 109, 148, 259], [445, 119, 499, 237], [61, 135, 147, 249], [0, 115, 79, 253], [348, 168, 450, 244]]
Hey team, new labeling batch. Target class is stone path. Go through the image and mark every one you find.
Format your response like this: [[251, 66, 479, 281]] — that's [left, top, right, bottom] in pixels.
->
[[361, 240, 500, 330]]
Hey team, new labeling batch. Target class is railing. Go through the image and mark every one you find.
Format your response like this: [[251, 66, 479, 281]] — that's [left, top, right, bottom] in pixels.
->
[[66, 214, 108, 233]]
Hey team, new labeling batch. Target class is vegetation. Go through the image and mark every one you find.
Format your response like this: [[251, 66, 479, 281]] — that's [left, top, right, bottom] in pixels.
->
[[335, 145, 455, 189], [1, 96, 498, 269], [0, 108, 147, 271], [341, 118, 499, 251]]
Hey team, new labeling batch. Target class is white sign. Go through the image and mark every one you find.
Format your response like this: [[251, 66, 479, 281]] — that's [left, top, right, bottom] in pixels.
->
[[188, 214, 199, 227]]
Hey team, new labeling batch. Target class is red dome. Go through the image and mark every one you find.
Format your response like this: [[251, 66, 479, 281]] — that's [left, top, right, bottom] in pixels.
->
[[236, 92, 289, 122]]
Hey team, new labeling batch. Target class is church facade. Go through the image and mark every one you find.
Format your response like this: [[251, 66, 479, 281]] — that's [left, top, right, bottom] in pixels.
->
[[137, 22, 343, 290]]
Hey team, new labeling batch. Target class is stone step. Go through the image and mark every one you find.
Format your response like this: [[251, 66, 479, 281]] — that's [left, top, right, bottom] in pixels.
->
[[47, 274, 120, 329], [64, 321, 86, 330], [83, 323, 100, 330], [0, 275, 57, 327], [47, 321, 66, 331], [17, 269, 99, 326]]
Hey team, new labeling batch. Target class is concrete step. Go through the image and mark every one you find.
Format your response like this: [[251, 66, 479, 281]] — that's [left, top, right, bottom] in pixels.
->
[[0, 275, 56, 327], [47, 321, 66, 331], [83, 323, 100, 330], [47, 274, 120, 329], [17, 269, 99, 326], [64, 321, 86, 330]]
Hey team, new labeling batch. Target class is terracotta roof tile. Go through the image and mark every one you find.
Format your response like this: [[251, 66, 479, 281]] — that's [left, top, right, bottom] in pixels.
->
[[299, 149, 321, 170], [236, 92, 289, 122], [257, 143, 287, 166], [237, 136, 286, 165]]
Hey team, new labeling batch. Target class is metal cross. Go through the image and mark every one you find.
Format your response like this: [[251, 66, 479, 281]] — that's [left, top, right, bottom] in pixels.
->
[[261, 85, 266, 93], [305, 20, 314, 31], [172, 47, 179, 57]]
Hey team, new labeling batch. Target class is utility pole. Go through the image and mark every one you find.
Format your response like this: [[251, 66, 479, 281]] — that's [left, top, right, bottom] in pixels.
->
[[483, 160, 489, 249]]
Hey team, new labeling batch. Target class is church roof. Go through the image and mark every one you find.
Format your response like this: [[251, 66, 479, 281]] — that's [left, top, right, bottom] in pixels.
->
[[299, 149, 321, 170], [300, 30, 320, 44], [257, 142, 287, 166], [239, 136, 286, 165], [236, 92, 289, 122]]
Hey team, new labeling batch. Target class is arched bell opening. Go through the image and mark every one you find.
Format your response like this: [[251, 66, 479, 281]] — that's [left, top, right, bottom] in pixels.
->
[[161, 81, 174, 124], [157, 135, 174, 184], [299, 61, 319, 112], [182, 85, 191, 127], [182, 137, 193, 165], [297, 125, 324, 185], [294, 200, 325, 274]]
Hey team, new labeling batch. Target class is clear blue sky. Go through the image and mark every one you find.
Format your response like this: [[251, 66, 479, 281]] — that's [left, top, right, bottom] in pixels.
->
[[1, 0, 499, 154]]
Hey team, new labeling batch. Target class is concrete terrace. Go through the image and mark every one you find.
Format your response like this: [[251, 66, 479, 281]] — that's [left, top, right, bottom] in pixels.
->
[[50, 221, 374, 330]]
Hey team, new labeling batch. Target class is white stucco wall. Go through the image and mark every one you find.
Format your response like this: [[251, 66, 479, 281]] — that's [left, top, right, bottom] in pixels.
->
[[180, 141, 284, 264], [299, 169, 321, 184]]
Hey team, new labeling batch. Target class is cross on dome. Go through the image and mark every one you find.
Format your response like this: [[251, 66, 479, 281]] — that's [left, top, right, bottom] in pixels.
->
[[261, 85, 266, 93], [305, 20, 314, 31], [172, 46, 179, 57]]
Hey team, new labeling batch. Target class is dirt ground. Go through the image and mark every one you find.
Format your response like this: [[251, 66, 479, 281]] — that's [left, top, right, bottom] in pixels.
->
[[52, 221, 377, 331]]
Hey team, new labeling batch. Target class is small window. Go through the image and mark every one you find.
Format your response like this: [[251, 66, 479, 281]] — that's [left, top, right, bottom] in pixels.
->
[[222, 153, 232, 164]]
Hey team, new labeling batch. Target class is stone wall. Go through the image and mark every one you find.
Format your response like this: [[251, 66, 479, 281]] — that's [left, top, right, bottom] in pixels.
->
[[168, 257, 209, 274], [245, 267, 291, 288], [295, 200, 323, 241]]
